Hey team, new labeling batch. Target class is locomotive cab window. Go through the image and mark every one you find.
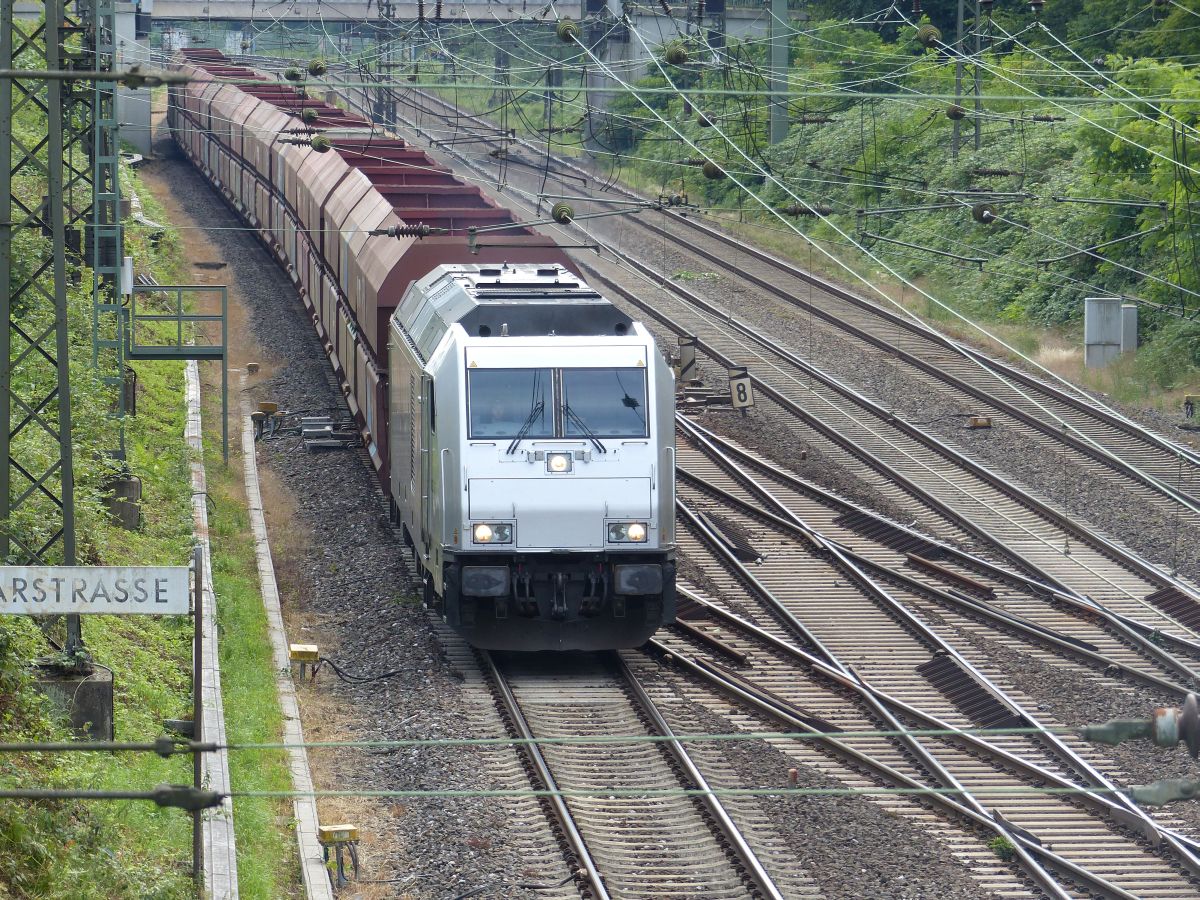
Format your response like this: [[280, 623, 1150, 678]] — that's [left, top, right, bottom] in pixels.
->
[[469, 368, 553, 439], [562, 368, 648, 438], [468, 367, 649, 440]]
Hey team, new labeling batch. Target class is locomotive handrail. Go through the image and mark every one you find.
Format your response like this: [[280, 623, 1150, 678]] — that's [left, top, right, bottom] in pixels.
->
[[439, 448, 450, 545]]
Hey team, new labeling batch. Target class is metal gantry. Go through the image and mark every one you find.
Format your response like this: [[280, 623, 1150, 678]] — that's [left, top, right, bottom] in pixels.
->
[[0, 0, 125, 654], [0, 1, 80, 597]]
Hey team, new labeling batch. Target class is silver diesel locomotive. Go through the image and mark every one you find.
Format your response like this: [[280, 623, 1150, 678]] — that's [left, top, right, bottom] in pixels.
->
[[388, 263, 676, 651]]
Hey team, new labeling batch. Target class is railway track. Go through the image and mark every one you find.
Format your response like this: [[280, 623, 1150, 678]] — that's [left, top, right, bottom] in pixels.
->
[[658, 433, 1200, 896], [233, 55, 1200, 524], [215, 56, 1200, 896], [290, 68, 1200, 638], [594, 267, 1200, 636], [676, 415, 1200, 687], [458, 420, 1200, 899], [477, 648, 805, 899], [643, 610, 1198, 899]]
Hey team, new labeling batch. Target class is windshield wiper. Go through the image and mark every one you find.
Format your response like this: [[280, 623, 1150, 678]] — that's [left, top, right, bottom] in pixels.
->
[[563, 404, 606, 454], [506, 400, 545, 454]]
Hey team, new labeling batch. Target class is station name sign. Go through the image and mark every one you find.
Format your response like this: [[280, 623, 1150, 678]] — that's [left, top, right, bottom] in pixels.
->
[[0, 566, 190, 615]]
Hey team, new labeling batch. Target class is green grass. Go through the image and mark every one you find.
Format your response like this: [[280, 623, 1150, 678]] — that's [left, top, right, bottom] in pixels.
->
[[203, 445, 301, 900], [0, 154, 206, 896], [0, 352, 198, 899]]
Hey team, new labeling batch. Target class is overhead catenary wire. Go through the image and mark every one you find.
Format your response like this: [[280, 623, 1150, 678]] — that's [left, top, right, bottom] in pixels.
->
[[522, 19, 1200, 510]]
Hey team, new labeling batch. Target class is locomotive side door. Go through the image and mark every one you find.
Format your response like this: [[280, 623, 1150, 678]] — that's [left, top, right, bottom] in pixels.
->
[[419, 373, 437, 569]]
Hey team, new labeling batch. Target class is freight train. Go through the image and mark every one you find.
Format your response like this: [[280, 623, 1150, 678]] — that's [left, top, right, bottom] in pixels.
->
[[167, 50, 676, 651]]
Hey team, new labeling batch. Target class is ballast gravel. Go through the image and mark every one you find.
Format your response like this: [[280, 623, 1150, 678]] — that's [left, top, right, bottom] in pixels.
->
[[674, 698, 1005, 900]]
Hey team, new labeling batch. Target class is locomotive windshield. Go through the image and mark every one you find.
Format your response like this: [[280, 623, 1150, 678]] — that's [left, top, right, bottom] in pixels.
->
[[468, 367, 649, 440], [562, 368, 648, 438], [468, 368, 553, 439]]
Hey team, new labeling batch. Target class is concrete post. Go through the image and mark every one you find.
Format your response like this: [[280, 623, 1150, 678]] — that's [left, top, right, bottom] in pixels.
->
[[1121, 302, 1138, 354], [768, 0, 788, 143]]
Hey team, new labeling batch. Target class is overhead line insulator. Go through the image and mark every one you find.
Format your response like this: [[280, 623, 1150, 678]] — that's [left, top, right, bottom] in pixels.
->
[[916, 24, 942, 48], [971, 202, 998, 224], [371, 223, 447, 238], [780, 203, 834, 217], [556, 19, 581, 42]]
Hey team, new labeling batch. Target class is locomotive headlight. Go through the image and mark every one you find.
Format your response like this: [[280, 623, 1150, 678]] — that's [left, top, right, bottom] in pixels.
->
[[546, 452, 573, 473], [607, 522, 649, 543], [473, 523, 513, 544]]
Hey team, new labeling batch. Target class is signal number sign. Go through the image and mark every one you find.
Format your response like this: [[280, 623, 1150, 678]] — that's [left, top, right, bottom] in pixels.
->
[[728, 367, 754, 410]]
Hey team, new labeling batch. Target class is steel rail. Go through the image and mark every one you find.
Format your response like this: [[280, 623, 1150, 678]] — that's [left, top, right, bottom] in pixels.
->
[[243, 56, 1200, 492], [226, 58, 1200, 897], [645, 634, 1127, 900], [675, 462, 1190, 698], [665, 213, 1200, 470], [681, 415, 1200, 683], [634, 212, 1200, 513], [590, 266, 1200, 640], [346, 71, 1200, 670], [293, 63, 1200, 684], [615, 655, 788, 900], [479, 650, 610, 900], [677, 494, 1200, 879], [667, 585, 1200, 882], [596, 255, 1199, 598]]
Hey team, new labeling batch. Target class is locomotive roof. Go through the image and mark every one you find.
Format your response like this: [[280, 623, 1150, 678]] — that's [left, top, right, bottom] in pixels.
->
[[395, 264, 635, 360]]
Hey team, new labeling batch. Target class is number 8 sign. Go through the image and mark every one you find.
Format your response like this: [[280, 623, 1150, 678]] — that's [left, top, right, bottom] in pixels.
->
[[728, 366, 754, 410]]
